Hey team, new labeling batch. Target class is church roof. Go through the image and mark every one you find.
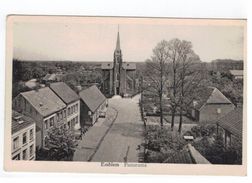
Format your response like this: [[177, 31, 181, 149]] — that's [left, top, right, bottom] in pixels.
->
[[122, 62, 136, 70], [101, 62, 114, 70]]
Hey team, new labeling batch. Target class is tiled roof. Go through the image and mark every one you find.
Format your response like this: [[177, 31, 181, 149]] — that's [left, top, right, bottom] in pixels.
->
[[122, 62, 136, 70], [217, 107, 243, 139], [79, 85, 106, 112], [163, 144, 210, 164], [50, 82, 79, 104], [163, 148, 195, 164], [101, 62, 114, 70], [230, 70, 243, 76], [21, 87, 66, 117], [12, 111, 35, 134], [194, 87, 232, 110]]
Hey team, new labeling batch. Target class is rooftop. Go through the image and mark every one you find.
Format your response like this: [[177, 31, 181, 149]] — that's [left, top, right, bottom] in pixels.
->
[[101, 62, 114, 70], [79, 85, 106, 112], [50, 82, 79, 104], [122, 62, 136, 70], [193, 87, 233, 110], [217, 107, 243, 139], [20, 87, 66, 117], [163, 144, 210, 164], [230, 70, 243, 76], [12, 111, 35, 134]]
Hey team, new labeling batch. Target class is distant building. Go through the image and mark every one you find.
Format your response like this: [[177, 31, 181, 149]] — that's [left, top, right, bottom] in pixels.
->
[[50, 82, 80, 130], [12, 87, 67, 148], [216, 107, 243, 148], [12, 111, 36, 160], [190, 87, 235, 122], [24, 79, 38, 89], [79, 85, 107, 126], [229, 70, 243, 79], [210, 59, 243, 71], [42, 73, 63, 84], [101, 29, 137, 97]]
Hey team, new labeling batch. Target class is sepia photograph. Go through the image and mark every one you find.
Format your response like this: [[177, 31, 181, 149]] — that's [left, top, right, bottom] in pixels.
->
[[4, 16, 246, 175]]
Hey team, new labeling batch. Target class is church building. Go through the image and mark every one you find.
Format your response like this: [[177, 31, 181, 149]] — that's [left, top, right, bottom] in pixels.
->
[[101, 29, 137, 97]]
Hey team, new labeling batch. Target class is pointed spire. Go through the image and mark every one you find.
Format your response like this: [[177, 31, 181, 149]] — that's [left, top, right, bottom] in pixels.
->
[[116, 25, 120, 50]]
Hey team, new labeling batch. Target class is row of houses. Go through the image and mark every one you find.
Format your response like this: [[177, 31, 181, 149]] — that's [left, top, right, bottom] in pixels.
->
[[11, 82, 107, 160]]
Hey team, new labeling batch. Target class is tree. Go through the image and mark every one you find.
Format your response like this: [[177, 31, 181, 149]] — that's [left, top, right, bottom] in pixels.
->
[[167, 38, 184, 131], [175, 40, 202, 133], [44, 127, 77, 161], [144, 40, 170, 127]]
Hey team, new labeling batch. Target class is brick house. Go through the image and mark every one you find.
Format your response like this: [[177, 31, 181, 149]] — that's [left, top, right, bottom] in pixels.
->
[[12, 111, 36, 160], [50, 82, 80, 131], [190, 87, 235, 123], [79, 85, 107, 127], [216, 107, 243, 148], [12, 87, 66, 149]]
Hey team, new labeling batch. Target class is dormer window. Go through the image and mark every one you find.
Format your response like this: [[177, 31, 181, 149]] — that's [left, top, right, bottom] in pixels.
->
[[13, 115, 24, 124]]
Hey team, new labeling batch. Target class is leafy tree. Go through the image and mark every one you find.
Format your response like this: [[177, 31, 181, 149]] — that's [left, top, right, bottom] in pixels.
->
[[44, 127, 77, 161]]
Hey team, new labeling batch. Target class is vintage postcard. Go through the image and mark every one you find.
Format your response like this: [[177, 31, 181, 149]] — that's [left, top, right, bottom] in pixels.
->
[[4, 15, 247, 175]]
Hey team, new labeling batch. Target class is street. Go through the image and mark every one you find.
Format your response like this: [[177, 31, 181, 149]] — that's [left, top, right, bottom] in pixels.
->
[[73, 94, 144, 162]]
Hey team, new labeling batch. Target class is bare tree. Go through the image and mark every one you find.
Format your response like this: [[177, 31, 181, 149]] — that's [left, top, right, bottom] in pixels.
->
[[167, 39, 182, 131], [176, 40, 202, 133], [144, 40, 170, 127]]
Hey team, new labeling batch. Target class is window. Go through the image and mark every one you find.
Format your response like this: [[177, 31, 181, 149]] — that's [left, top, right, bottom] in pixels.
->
[[13, 137, 19, 150], [76, 104, 78, 112], [22, 149, 27, 160], [23, 132, 27, 144], [60, 111, 63, 120], [68, 108, 70, 115], [29, 129, 33, 141], [57, 113, 59, 122], [217, 108, 222, 114], [50, 117, 54, 127], [12, 153, 20, 160], [30, 144, 34, 157], [45, 120, 48, 129], [64, 110, 66, 118], [75, 116, 78, 124]]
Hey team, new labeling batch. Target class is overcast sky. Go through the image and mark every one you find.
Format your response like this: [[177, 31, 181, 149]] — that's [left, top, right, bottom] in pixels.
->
[[13, 18, 245, 62]]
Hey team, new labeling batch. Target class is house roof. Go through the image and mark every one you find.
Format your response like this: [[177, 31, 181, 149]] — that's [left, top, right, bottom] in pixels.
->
[[217, 107, 243, 139], [79, 85, 106, 112], [122, 62, 136, 70], [230, 70, 243, 76], [25, 79, 38, 89], [101, 62, 114, 70], [20, 87, 66, 117], [12, 111, 35, 134], [163, 144, 210, 164], [163, 148, 195, 164], [194, 87, 233, 110], [43, 73, 56, 81], [50, 82, 79, 104]]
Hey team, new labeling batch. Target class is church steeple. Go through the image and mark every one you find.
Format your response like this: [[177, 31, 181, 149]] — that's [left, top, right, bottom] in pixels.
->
[[115, 25, 121, 51]]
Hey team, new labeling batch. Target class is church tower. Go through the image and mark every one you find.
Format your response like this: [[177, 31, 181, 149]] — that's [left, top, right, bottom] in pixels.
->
[[113, 28, 123, 95]]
